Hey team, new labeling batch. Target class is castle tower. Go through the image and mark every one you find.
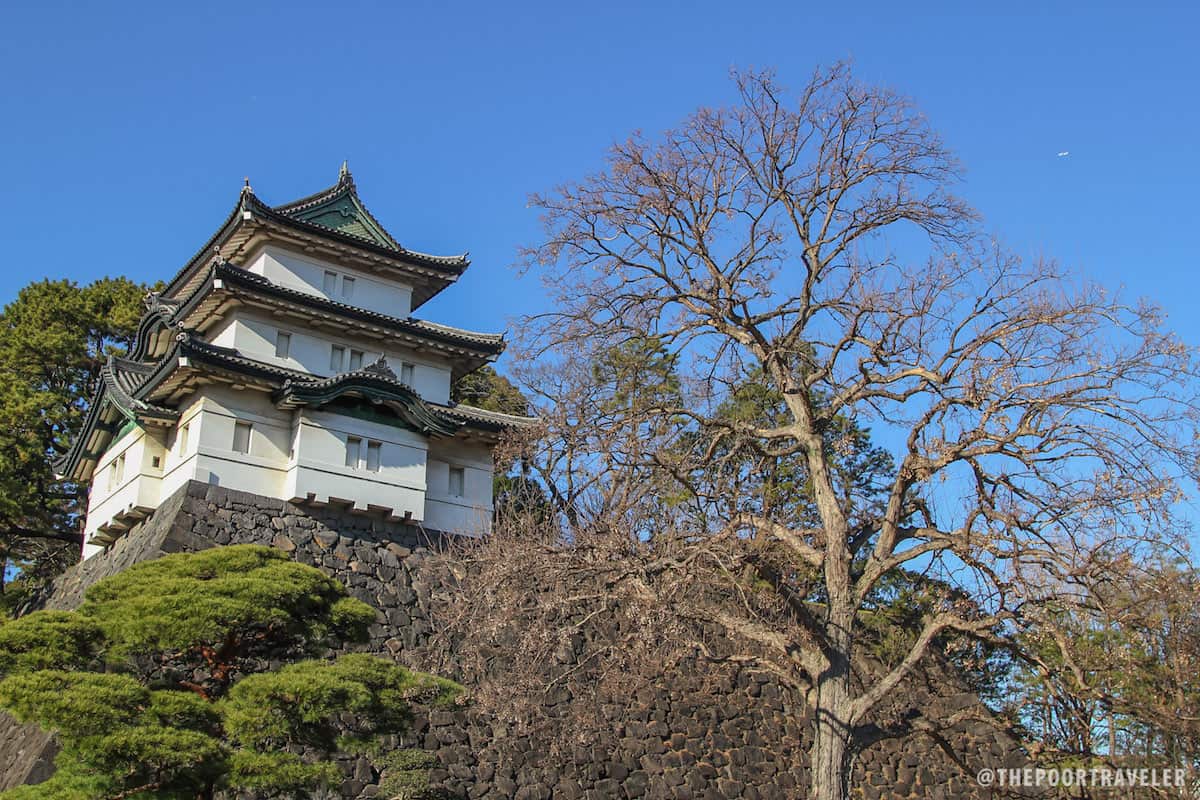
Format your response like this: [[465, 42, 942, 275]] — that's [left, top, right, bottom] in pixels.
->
[[57, 166, 534, 558]]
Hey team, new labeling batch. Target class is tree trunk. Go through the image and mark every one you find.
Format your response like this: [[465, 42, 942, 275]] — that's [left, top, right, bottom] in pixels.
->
[[810, 671, 854, 800], [810, 599, 855, 800]]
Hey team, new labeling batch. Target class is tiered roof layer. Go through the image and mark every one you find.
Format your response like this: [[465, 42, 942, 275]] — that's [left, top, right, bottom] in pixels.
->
[[57, 169, 537, 482]]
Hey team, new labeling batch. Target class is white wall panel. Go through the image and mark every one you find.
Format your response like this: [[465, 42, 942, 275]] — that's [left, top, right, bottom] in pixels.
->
[[243, 245, 413, 318]]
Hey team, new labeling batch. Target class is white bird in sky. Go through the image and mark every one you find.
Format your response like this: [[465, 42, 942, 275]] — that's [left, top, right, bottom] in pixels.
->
[[1057, 151, 1070, 157]]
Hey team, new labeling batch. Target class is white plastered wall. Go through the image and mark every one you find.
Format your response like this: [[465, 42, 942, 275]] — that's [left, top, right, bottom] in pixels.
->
[[157, 396, 205, 500], [286, 408, 428, 519], [82, 424, 168, 557], [82, 387, 498, 559], [185, 386, 294, 498], [206, 309, 453, 404], [242, 245, 413, 319], [424, 438, 494, 536]]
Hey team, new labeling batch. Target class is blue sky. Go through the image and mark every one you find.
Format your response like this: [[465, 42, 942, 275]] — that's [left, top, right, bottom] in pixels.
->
[[1, 0, 1196, 351]]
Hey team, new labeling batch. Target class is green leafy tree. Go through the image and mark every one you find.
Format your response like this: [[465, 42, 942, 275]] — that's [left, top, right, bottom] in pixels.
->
[[1002, 559, 1200, 764], [0, 277, 150, 586], [591, 335, 681, 417], [0, 545, 460, 800], [450, 365, 529, 416], [684, 364, 894, 532], [508, 335, 687, 528], [858, 569, 1014, 710], [452, 366, 550, 523]]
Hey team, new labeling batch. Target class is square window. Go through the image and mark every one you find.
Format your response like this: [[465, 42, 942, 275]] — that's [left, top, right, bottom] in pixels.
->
[[179, 423, 189, 452], [232, 422, 252, 455], [345, 436, 362, 468], [349, 349, 364, 371], [342, 276, 355, 299], [366, 441, 381, 472], [330, 345, 345, 372], [448, 466, 465, 497], [108, 460, 118, 491], [115, 453, 125, 484], [400, 362, 414, 386], [151, 456, 161, 469], [323, 270, 338, 294], [275, 330, 291, 359]]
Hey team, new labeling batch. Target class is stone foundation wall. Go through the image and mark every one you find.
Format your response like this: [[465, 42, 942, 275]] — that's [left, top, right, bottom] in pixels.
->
[[0, 482, 1029, 798]]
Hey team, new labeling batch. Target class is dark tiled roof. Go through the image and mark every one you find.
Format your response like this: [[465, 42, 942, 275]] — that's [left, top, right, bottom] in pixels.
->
[[161, 169, 470, 306], [129, 300, 182, 361], [203, 262, 505, 354], [245, 192, 469, 269], [164, 334, 306, 385], [102, 358, 178, 421], [139, 335, 535, 433], [53, 357, 179, 480], [433, 402, 541, 432], [271, 164, 404, 252], [60, 333, 536, 482], [108, 357, 154, 396], [273, 357, 463, 437], [135, 261, 506, 372]]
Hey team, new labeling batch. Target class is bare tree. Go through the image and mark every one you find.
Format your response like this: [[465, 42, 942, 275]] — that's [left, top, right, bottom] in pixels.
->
[[502, 64, 1198, 800]]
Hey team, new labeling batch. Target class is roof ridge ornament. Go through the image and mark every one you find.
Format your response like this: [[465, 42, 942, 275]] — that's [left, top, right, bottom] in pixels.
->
[[361, 355, 397, 380], [143, 291, 181, 313], [242, 176, 253, 195], [338, 160, 354, 187]]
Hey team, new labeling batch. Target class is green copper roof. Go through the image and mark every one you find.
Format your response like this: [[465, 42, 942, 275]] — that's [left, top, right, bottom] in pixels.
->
[[273, 358, 463, 437], [272, 163, 402, 251], [161, 166, 471, 310]]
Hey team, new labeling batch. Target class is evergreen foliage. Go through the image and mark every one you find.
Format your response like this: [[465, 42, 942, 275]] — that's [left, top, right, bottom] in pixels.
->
[[690, 364, 894, 529], [0, 277, 151, 587], [0, 545, 460, 800], [451, 366, 550, 523], [1002, 559, 1200, 761], [450, 365, 528, 416]]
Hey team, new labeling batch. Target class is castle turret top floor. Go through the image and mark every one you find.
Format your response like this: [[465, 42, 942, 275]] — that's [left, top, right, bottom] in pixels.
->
[[59, 166, 536, 558]]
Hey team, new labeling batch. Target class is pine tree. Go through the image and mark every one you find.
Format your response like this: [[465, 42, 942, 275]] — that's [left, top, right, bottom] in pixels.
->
[[0, 277, 150, 586], [0, 545, 460, 800]]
